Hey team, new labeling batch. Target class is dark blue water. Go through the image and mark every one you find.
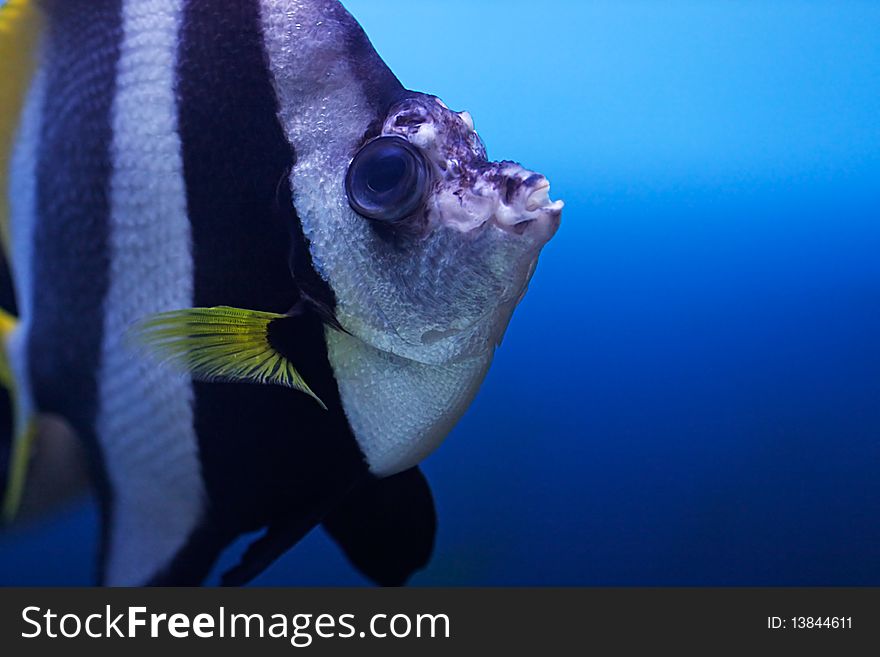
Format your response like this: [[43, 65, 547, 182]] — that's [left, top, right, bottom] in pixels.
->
[[2, 0, 879, 585]]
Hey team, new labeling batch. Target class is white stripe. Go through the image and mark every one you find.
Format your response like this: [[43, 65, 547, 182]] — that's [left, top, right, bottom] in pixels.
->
[[6, 61, 46, 442], [97, 0, 203, 586]]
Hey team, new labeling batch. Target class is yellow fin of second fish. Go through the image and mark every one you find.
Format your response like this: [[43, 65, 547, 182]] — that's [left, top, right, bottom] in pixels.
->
[[2, 415, 36, 524], [0, 0, 43, 521], [0, 306, 16, 389], [132, 306, 327, 409], [0, 0, 42, 257], [0, 306, 37, 524]]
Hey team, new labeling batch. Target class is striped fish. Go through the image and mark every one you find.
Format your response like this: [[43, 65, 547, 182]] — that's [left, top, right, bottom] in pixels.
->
[[0, 0, 562, 586]]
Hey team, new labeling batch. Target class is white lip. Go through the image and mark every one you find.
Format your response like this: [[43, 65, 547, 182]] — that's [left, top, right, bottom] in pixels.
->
[[526, 181, 551, 211], [525, 180, 564, 215]]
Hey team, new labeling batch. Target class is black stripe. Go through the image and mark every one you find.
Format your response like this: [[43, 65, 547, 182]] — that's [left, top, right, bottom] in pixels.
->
[[170, 0, 368, 582], [28, 0, 123, 583], [337, 2, 406, 120]]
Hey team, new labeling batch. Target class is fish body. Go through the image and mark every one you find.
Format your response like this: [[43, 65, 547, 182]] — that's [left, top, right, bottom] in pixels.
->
[[0, 0, 561, 585]]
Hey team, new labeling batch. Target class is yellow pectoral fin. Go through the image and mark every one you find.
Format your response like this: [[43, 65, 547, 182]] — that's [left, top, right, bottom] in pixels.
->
[[2, 416, 36, 523], [0, 304, 33, 523], [132, 306, 326, 409], [0, 306, 16, 389], [0, 2, 51, 523], [0, 0, 42, 257]]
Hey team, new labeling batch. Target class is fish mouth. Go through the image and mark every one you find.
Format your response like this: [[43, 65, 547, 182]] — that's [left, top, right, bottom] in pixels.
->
[[526, 180, 552, 211], [493, 175, 564, 238]]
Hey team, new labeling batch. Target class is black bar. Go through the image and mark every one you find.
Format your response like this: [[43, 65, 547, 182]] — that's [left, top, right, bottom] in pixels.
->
[[0, 588, 874, 654]]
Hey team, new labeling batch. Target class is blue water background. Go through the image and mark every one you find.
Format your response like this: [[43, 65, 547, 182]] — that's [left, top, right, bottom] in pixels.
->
[[1, 0, 879, 585]]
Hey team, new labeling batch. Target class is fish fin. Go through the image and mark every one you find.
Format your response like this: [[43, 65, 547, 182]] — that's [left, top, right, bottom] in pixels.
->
[[0, 307, 16, 390], [131, 306, 326, 409], [1, 0, 42, 258], [323, 467, 436, 586], [1, 414, 36, 523], [0, 0, 37, 519], [221, 511, 324, 587], [0, 305, 37, 524]]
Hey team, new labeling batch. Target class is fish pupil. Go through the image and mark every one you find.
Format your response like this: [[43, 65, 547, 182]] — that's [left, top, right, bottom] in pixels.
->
[[367, 155, 406, 194]]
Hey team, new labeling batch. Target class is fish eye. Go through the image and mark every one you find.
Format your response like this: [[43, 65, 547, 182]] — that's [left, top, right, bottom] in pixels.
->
[[345, 136, 430, 222]]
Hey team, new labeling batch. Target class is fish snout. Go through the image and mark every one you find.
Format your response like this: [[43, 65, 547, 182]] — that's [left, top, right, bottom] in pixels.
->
[[492, 169, 563, 239]]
